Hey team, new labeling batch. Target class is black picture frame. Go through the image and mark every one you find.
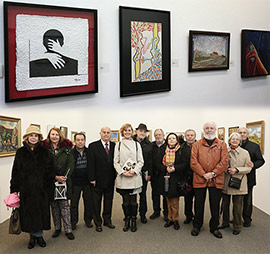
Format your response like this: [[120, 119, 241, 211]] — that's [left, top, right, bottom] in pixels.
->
[[188, 30, 230, 72], [241, 29, 270, 78], [4, 1, 98, 102], [119, 6, 171, 97]]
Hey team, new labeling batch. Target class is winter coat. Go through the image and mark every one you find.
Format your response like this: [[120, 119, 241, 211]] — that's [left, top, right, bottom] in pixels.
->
[[223, 146, 252, 195], [181, 142, 194, 186], [114, 139, 144, 189], [10, 141, 56, 233], [190, 138, 229, 189], [42, 139, 74, 199], [151, 141, 166, 177], [241, 138, 265, 187], [157, 145, 187, 198]]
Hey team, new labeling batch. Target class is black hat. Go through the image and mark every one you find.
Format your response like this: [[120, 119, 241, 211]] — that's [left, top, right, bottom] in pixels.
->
[[136, 123, 148, 132]]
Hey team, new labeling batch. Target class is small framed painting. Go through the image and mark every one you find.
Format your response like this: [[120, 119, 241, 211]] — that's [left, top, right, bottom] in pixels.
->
[[60, 126, 68, 138], [228, 126, 239, 137], [110, 130, 120, 142], [0, 115, 21, 157], [218, 127, 225, 141], [246, 120, 265, 154]]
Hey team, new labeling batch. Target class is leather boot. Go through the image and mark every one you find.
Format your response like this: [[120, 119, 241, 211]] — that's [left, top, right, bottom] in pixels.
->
[[28, 235, 36, 249], [131, 216, 137, 232], [123, 216, 131, 232], [36, 236, 46, 247]]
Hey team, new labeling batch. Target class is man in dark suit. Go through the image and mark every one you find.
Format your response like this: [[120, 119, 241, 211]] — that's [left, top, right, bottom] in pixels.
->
[[88, 127, 116, 232]]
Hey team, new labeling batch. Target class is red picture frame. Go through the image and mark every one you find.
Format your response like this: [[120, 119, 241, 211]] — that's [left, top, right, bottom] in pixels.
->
[[4, 1, 98, 102]]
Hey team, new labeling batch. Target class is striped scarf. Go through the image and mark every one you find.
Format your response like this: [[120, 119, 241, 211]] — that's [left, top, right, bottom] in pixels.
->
[[162, 144, 180, 166]]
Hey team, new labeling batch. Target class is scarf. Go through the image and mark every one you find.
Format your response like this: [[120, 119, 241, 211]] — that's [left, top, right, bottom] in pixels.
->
[[162, 144, 180, 166]]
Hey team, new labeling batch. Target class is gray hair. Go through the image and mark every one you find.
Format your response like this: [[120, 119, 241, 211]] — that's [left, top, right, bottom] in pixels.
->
[[185, 129, 196, 136], [154, 129, 165, 135], [203, 122, 217, 130], [237, 127, 249, 134], [228, 132, 242, 145]]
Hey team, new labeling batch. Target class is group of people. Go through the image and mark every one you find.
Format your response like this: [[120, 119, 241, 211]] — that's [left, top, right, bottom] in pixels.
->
[[9, 122, 265, 249]]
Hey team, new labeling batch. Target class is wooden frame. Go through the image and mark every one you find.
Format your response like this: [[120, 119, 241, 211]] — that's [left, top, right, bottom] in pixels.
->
[[246, 120, 265, 154], [110, 130, 120, 143], [0, 115, 21, 157], [228, 126, 239, 137], [119, 6, 171, 97], [189, 30, 230, 72], [60, 126, 68, 138], [241, 29, 270, 78], [4, 1, 98, 102], [218, 127, 225, 141]]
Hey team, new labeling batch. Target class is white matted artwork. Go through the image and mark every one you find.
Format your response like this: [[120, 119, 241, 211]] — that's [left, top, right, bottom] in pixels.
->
[[16, 14, 89, 91]]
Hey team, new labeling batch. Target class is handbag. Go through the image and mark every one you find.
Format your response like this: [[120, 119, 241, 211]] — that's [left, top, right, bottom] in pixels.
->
[[178, 179, 188, 196], [228, 175, 244, 189], [9, 208, 21, 235]]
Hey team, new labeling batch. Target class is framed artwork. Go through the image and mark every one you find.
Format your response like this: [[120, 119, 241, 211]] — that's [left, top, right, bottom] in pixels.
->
[[189, 30, 230, 72], [71, 131, 86, 143], [60, 126, 68, 138], [246, 120, 265, 154], [31, 123, 41, 130], [241, 29, 270, 78], [147, 130, 153, 142], [218, 127, 225, 141], [228, 126, 239, 137], [4, 2, 98, 102], [0, 115, 21, 157], [110, 130, 120, 142], [119, 6, 171, 97]]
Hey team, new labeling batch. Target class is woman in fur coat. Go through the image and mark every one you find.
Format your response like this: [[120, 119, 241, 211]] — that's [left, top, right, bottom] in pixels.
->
[[10, 125, 56, 249]]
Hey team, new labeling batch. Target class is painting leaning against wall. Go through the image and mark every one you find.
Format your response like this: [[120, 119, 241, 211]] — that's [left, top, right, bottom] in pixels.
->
[[0, 115, 21, 157]]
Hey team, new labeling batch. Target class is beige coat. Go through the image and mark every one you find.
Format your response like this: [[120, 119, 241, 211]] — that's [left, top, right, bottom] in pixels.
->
[[114, 139, 144, 189], [223, 146, 252, 195]]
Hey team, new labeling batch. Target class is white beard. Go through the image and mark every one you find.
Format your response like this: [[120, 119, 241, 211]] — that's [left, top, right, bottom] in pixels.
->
[[204, 133, 216, 140]]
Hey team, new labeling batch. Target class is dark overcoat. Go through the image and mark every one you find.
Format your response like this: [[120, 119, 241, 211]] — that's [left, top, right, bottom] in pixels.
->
[[10, 141, 56, 233]]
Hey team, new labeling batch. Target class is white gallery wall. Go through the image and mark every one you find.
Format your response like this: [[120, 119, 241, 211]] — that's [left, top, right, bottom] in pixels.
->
[[0, 0, 269, 222]]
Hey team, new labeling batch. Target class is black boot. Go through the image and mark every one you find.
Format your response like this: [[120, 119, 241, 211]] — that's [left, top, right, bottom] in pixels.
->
[[36, 236, 46, 247], [131, 216, 137, 232], [123, 216, 131, 232], [28, 235, 36, 249]]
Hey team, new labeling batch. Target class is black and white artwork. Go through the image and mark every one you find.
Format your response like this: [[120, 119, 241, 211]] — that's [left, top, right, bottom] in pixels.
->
[[16, 14, 89, 91]]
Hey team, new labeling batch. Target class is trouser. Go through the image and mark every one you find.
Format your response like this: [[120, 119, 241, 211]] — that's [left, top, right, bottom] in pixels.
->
[[166, 197, 179, 222], [193, 187, 222, 231], [91, 186, 114, 226], [120, 192, 138, 217], [222, 194, 244, 230], [242, 185, 253, 224], [151, 176, 168, 216], [184, 189, 194, 219], [51, 200, 72, 233], [71, 185, 93, 225], [29, 231, 43, 237], [139, 178, 148, 216]]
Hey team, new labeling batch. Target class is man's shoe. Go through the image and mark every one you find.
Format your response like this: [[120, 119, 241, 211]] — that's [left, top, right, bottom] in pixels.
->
[[52, 229, 61, 238], [150, 212, 160, 220], [210, 229, 223, 239], [184, 217, 193, 224], [104, 222, 115, 229], [28, 235, 36, 249], [243, 221, 251, 227], [164, 220, 173, 228], [173, 221, 180, 230], [130, 217, 137, 232], [123, 217, 130, 232], [233, 230, 241, 235], [218, 224, 229, 229], [85, 222, 93, 228], [140, 215, 147, 224], [96, 226, 103, 232], [65, 232, 75, 240], [36, 237, 46, 247], [72, 223, 76, 230], [164, 215, 168, 222], [191, 228, 200, 236]]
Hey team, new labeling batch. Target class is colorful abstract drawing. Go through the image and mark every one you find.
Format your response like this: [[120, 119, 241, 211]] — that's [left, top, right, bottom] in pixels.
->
[[241, 30, 270, 78], [131, 21, 162, 82]]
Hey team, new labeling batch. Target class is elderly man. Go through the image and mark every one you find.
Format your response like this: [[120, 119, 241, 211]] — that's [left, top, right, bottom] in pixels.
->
[[88, 127, 116, 232], [181, 129, 197, 224], [190, 122, 229, 238], [238, 127, 265, 227], [150, 129, 168, 220], [133, 123, 152, 224]]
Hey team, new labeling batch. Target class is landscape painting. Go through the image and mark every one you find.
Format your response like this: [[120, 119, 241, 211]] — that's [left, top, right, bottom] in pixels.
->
[[246, 121, 265, 154], [189, 31, 230, 71], [0, 115, 21, 157], [241, 30, 270, 78]]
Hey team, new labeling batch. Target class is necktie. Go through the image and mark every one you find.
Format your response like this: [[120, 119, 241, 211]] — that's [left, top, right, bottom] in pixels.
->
[[105, 143, 109, 155]]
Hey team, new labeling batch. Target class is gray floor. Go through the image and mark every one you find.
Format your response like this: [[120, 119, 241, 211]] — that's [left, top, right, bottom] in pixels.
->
[[0, 188, 269, 254]]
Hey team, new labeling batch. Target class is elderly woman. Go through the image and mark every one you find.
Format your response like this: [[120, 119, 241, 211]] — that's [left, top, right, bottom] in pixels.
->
[[220, 132, 252, 235], [42, 128, 75, 240], [114, 123, 144, 232], [158, 133, 186, 230], [10, 125, 56, 249]]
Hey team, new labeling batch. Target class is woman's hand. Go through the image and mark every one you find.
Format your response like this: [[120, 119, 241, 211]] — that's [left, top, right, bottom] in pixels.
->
[[55, 176, 66, 183], [167, 166, 175, 173], [227, 168, 237, 175], [123, 171, 135, 177], [247, 161, 254, 168]]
